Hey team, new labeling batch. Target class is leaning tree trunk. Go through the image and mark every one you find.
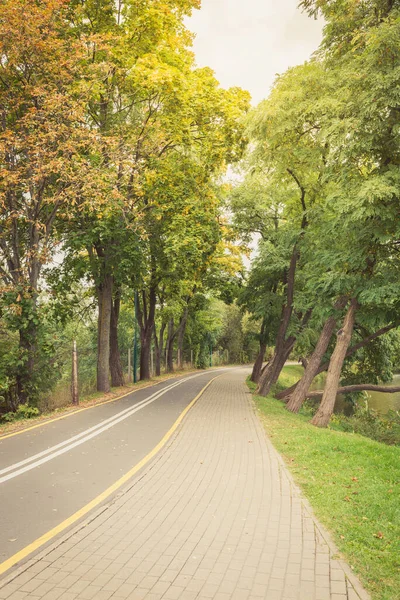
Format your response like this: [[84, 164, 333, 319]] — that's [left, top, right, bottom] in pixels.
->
[[270, 339, 296, 387], [257, 337, 295, 396], [257, 246, 298, 397], [97, 274, 113, 393], [250, 342, 267, 383], [286, 297, 347, 413], [109, 288, 124, 387], [311, 298, 358, 428], [307, 383, 400, 397], [276, 322, 396, 401]]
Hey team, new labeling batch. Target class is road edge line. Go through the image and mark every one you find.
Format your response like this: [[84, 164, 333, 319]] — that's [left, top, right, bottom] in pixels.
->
[[0, 374, 221, 579]]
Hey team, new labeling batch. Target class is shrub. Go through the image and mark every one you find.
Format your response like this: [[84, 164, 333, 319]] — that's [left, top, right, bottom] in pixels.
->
[[330, 404, 400, 446], [1, 404, 40, 423]]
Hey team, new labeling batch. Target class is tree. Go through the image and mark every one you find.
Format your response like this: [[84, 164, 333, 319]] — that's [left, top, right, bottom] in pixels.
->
[[236, 0, 400, 426], [232, 62, 331, 395], [0, 0, 103, 406]]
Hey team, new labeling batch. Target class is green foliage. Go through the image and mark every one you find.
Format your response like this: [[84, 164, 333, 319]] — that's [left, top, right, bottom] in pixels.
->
[[0, 0, 250, 403], [1, 404, 40, 423], [218, 303, 244, 363], [331, 406, 400, 447], [234, 0, 400, 406]]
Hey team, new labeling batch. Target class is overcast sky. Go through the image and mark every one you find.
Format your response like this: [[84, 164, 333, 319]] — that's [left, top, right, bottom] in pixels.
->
[[186, 0, 323, 105]]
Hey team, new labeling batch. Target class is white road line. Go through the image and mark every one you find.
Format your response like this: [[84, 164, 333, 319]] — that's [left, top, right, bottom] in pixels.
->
[[0, 378, 184, 477], [0, 371, 218, 485]]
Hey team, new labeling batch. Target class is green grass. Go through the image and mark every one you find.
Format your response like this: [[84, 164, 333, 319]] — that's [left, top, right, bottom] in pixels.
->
[[249, 368, 400, 600], [274, 363, 325, 393]]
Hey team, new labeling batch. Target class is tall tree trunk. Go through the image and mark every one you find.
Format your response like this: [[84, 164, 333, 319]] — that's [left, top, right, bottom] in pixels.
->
[[137, 286, 157, 381], [16, 319, 37, 406], [166, 318, 175, 373], [109, 286, 124, 387], [177, 307, 189, 369], [250, 342, 267, 383], [15, 257, 40, 406], [286, 297, 347, 413], [154, 322, 166, 377], [97, 274, 113, 393], [140, 331, 151, 380], [311, 298, 358, 428]]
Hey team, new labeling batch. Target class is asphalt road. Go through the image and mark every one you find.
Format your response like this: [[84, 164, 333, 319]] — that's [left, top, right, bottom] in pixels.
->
[[0, 370, 226, 567]]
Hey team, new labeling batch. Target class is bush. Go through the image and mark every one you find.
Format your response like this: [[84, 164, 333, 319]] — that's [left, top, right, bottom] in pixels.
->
[[1, 404, 40, 423], [330, 404, 400, 446]]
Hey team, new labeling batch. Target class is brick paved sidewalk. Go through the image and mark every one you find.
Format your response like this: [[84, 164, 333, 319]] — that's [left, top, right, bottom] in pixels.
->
[[0, 370, 369, 600]]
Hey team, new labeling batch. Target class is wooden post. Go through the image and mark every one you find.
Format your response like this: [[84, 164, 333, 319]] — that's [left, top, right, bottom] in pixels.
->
[[177, 348, 181, 370], [190, 349, 193, 367], [72, 340, 79, 405], [128, 348, 131, 383], [150, 346, 154, 377]]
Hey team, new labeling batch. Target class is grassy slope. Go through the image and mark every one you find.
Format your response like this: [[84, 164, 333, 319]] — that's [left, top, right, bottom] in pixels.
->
[[249, 367, 400, 600]]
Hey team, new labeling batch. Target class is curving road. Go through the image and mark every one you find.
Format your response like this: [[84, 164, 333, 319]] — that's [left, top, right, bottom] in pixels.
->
[[0, 370, 224, 568], [0, 368, 369, 600]]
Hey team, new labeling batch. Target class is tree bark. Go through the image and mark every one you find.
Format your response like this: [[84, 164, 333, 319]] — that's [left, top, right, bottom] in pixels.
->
[[15, 255, 40, 406], [166, 318, 175, 373], [256, 245, 298, 397], [286, 297, 347, 413], [250, 342, 267, 383], [16, 318, 37, 406], [109, 287, 124, 387], [256, 336, 296, 396], [154, 321, 166, 376], [276, 322, 397, 401], [137, 286, 157, 381], [97, 273, 113, 393], [177, 307, 189, 369], [311, 298, 358, 428]]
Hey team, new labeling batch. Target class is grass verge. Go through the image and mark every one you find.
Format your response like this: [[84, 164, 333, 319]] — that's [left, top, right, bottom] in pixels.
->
[[248, 369, 400, 600]]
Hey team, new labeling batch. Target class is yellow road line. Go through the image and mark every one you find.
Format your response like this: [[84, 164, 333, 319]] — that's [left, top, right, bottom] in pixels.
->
[[0, 377, 186, 441], [0, 375, 220, 577]]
